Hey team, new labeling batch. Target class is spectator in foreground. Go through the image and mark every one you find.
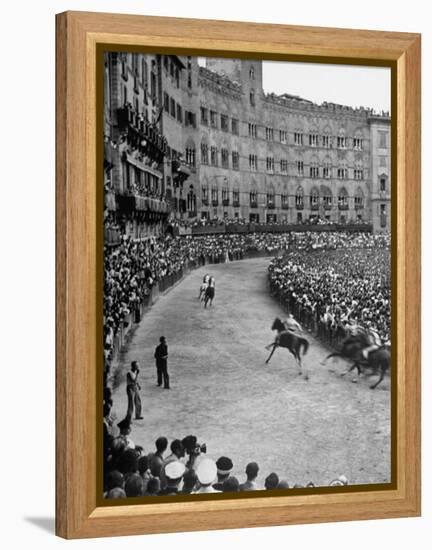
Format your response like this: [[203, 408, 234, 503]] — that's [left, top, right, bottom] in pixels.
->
[[144, 477, 161, 497], [125, 473, 145, 497], [159, 461, 185, 496], [222, 476, 240, 493], [117, 414, 135, 449], [160, 439, 185, 489], [104, 470, 124, 496], [106, 487, 126, 499], [192, 458, 220, 494], [240, 462, 260, 491], [181, 469, 198, 494], [148, 436, 168, 477], [264, 472, 279, 490], [213, 456, 234, 491]]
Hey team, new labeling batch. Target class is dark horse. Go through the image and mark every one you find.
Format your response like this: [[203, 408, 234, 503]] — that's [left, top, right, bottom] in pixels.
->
[[204, 285, 215, 308], [322, 333, 391, 390], [265, 318, 310, 378]]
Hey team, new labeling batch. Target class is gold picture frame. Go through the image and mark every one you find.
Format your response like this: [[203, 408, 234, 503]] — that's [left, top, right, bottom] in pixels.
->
[[56, 11, 421, 539]]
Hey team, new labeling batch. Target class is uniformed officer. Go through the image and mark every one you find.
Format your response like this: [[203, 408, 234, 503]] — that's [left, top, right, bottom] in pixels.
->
[[158, 461, 186, 495], [154, 336, 170, 389], [192, 458, 220, 494]]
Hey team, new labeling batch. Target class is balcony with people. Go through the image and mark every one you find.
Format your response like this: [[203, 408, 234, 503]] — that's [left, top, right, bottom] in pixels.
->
[[116, 102, 168, 167]]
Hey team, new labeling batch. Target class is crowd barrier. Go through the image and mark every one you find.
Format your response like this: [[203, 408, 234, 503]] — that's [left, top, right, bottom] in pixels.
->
[[189, 223, 372, 236]]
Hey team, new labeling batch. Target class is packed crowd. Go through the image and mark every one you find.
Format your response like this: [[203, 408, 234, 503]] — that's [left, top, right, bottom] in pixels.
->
[[268, 246, 391, 342], [103, 398, 348, 498], [104, 230, 390, 367], [174, 214, 370, 229], [104, 232, 294, 363]]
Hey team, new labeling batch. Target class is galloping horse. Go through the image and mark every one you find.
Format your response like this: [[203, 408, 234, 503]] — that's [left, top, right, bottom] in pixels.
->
[[322, 333, 391, 390], [204, 276, 215, 308], [265, 318, 310, 377]]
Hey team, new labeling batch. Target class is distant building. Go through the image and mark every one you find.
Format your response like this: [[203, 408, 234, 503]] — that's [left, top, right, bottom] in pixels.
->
[[104, 52, 391, 239]]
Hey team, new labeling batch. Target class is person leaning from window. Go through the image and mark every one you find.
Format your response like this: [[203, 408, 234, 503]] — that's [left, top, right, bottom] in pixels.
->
[[126, 361, 143, 420]]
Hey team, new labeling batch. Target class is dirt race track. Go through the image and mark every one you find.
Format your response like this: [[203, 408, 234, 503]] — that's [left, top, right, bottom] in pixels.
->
[[111, 258, 391, 487]]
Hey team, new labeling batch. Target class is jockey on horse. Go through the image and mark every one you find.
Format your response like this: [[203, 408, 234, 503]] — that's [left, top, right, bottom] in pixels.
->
[[204, 275, 215, 308], [322, 318, 390, 389], [267, 313, 302, 348], [284, 313, 303, 334], [362, 323, 382, 359], [198, 273, 210, 301]]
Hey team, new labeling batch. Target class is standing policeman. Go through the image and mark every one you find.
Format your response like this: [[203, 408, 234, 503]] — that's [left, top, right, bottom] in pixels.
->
[[154, 336, 170, 389]]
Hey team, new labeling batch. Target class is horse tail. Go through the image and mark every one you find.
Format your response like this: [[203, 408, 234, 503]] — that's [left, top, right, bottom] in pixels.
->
[[300, 338, 309, 356]]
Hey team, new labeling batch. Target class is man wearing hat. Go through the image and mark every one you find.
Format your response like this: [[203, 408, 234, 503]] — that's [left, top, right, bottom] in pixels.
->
[[154, 336, 170, 389], [158, 461, 185, 495], [159, 439, 185, 489], [192, 458, 220, 494], [212, 456, 233, 491], [117, 414, 135, 450]]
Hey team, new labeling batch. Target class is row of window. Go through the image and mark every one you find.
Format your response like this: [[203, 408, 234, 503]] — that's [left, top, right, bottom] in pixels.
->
[[196, 144, 365, 179], [199, 188, 365, 209], [163, 56, 180, 88], [200, 107, 240, 134], [163, 93, 196, 127], [197, 111, 381, 150]]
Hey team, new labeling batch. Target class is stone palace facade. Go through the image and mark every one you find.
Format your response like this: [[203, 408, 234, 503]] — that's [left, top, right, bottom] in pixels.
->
[[104, 52, 391, 237]]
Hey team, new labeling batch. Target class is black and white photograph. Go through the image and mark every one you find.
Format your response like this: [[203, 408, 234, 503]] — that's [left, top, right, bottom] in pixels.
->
[[102, 51, 391, 500]]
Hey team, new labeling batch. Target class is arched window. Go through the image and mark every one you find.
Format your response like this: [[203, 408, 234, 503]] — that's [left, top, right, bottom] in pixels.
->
[[233, 182, 240, 207], [211, 186, 218, 206], [337, 128, 347, 149], [281, 183, 289, 209], [337, 160, 348, 180], [310, 187, 319, 210], [353, 129, 364, 150], [267, 183, 275, 208], [321, 186, 333, 210], [309, 155, 320, 178], [323, 156, 332, 179], [295, 186, 304, 209], [249, 66, 255, 80], [200, 137, 208, 165], [338, 187, 348, 209], [187, 184, 196, 212], [354, 160, 364, 180], [250, 180, 258, 208], [222, 179, 229, 206], [185, 138, 196, 167], [354, 187, 364, 210], [210, 144, 218, 166], [249, 88, 255, 106], [308, 125, 319, 147], [201, 179, 209, 206], [322, 124, 331, 148], [221, 140, 229, 169], [379, 173, 388, 192]]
